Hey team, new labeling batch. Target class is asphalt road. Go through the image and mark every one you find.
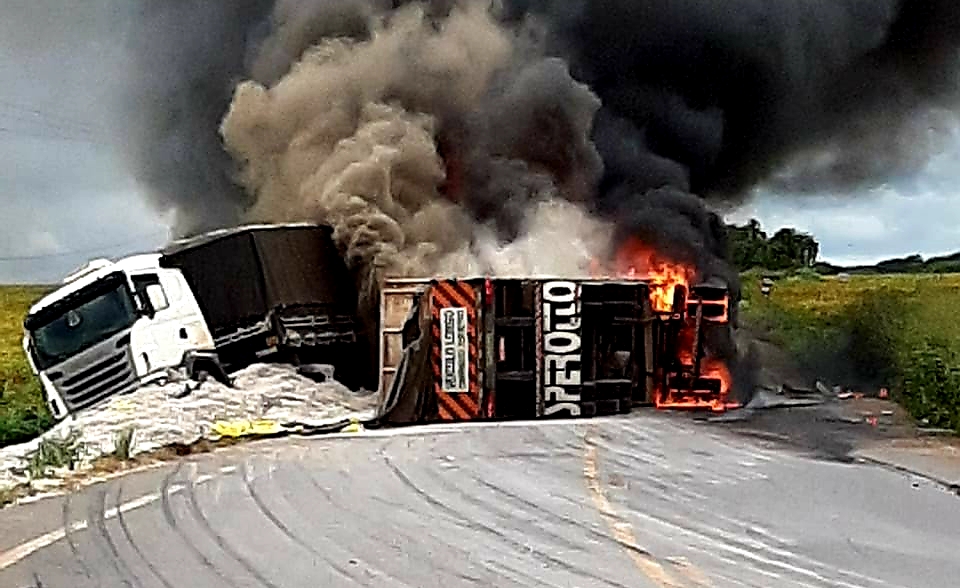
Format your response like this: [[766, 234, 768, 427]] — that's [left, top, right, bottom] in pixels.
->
[[1, 414, 958, 588]]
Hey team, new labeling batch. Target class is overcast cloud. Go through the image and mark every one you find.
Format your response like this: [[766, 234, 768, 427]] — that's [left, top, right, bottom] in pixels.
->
[[0, 1, 958, 284]]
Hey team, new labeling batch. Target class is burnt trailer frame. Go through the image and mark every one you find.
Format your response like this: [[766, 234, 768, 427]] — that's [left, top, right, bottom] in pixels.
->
[[159, 223, 360, 375], [376, 276, 731, 425], [379, 278, 730, 424]]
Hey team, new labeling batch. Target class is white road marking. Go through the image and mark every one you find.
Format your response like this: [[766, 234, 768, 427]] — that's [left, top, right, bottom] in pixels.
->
[[0, 471, 220, 571]]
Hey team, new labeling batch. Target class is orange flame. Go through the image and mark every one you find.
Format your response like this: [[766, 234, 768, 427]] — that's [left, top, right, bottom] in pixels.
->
[[598, 237, 737, 412], [613, 238, 694, 313], [654, 356, 737, 412]]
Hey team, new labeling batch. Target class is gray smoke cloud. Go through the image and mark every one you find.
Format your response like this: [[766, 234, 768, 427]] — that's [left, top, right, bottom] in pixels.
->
[[118, 0, 960, 286], [118, 0, 273, 235]]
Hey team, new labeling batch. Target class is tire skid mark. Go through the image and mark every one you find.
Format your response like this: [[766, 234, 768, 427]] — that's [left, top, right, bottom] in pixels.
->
[[296, 448, 513, 587], [424, 462, 585, 552], [115, 481, 177, 588], [380, 444, 633, 588], [159, 462, 230, 585], [583, 433, 690, 588], [238, 459, 356, 583], [87, 485, 137, 588], [62, 493, 96, 582], [607, 477, 898, 588], [181, 465, 281, 588], [597, 429, 858, 588], [471, 474, 654, 552], [598, 437, 906, 588], [592, 464, 899, 588], [285, 462, 417, 587], [353, 468, 554, 588]]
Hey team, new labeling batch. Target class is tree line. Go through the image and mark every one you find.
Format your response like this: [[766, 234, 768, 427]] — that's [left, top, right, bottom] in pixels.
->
[[726, 219, 820, 272]]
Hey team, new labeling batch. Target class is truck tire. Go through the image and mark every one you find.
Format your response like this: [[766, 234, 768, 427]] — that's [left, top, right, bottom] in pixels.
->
[[184, 352, 233, 388]]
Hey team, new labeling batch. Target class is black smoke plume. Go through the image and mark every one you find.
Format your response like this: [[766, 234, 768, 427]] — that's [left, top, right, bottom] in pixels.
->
[[119, 0, 960, 276]]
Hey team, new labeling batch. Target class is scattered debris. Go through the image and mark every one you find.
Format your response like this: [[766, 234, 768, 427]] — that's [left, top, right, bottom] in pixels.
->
[[298, 364, 336, 383], [707, 386, 824, 422], [211, 420, 284, 439], [0, 363, 377, 498], [340, 418, 365, 434]]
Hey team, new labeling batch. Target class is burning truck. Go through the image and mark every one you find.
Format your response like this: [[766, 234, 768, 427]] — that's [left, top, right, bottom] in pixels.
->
[[374, 272, 738, 426], [105, 0, 960, 426], [22, 219, 740, 423]]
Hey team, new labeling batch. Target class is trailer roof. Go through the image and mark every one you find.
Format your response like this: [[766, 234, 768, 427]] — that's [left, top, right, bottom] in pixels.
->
[[161, 222, 332, 256]]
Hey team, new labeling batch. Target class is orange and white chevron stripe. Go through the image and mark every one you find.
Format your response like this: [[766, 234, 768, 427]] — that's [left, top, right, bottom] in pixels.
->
[[430, 279, 482, 421]]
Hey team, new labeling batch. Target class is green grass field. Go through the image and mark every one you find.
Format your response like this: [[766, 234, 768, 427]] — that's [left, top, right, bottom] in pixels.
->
[[0, 286, 54, 447], [741, 272, 960, 431]]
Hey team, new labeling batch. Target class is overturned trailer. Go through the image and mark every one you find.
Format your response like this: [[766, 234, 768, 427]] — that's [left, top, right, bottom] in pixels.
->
[[375, 277, 734, 425]]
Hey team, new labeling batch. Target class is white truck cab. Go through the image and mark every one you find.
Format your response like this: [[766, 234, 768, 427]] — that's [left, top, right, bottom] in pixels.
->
[[22, 254, 216, 420]]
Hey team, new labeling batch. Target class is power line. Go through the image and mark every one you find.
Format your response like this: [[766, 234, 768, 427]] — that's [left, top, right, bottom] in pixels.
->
[[0, 231, 170, 262], [0, 98, 106, 135], [0, 126, 108, 146], [0, 112, 95, 137]]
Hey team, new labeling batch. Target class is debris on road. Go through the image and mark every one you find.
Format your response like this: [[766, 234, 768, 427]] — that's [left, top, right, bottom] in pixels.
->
[[706, 385, 824, 422], [0, 363, 377, 495]]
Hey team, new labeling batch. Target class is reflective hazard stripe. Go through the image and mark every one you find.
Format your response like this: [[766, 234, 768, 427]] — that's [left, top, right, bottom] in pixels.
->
[[430, 280, 481, 421]]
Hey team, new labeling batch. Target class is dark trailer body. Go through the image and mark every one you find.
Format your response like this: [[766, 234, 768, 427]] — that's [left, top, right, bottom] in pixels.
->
[[160, 224, 359, 375]]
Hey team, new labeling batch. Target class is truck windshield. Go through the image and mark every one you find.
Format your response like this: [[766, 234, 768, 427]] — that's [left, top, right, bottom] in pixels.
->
[[26, 273, 138, 370]]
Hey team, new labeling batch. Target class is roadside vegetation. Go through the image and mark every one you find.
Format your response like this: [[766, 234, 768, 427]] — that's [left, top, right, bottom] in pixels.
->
[[0, 286, 53, 447], [741, 272, 960, 433], [27, 429, 84, 479]]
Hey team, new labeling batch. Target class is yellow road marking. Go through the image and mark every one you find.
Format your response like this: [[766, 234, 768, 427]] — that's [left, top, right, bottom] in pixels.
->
[[584, 431, 712, 588]]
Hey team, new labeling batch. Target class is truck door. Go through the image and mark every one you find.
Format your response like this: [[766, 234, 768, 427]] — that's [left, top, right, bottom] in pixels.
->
[[130, 272, 188, 373]]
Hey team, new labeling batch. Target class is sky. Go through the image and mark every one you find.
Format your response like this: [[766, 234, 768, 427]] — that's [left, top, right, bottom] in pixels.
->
[[1, 2, 959, 284]]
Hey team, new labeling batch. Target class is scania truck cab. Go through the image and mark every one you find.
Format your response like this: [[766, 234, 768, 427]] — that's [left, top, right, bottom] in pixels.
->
[[22, 223, 363, 420], [22, 255, 216, 420]]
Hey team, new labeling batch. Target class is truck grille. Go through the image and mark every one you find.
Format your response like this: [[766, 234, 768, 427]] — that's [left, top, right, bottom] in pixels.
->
[[54, 347, 137, 413]]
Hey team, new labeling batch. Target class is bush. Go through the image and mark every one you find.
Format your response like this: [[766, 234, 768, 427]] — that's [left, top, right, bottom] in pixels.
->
[[28, 429, 84, 479], [841, 288, 911, 386], [898, 340, 960, 431], [113, 427, 136, 461], [741, 275, 960, 433]]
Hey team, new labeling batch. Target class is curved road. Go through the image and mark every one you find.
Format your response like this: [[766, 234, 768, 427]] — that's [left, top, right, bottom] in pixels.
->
[[1, 414, 958, 587]]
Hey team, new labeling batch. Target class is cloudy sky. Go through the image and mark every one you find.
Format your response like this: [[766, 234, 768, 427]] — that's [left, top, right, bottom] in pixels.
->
[[1, 2, 959, 284]]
